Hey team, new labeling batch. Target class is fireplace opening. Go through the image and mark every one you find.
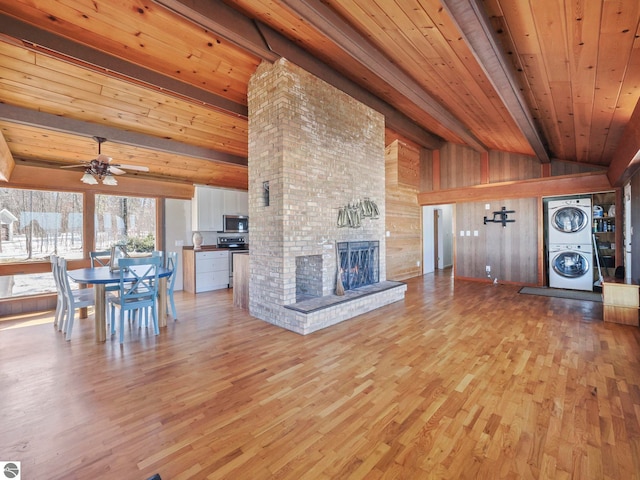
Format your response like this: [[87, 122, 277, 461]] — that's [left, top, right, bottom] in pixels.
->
[[295, 254, 323, 302], [338, 241, 380, 291]]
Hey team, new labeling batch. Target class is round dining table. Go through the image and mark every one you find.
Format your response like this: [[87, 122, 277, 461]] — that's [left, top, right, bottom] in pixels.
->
[[67, 265, 172, 342]]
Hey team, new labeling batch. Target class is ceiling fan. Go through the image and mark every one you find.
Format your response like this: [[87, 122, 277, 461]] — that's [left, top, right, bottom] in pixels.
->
[[61, 137, 149, 185]]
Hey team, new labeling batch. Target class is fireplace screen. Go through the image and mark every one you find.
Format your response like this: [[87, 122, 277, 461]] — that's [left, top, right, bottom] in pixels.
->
[[337, 241, 380, 290]]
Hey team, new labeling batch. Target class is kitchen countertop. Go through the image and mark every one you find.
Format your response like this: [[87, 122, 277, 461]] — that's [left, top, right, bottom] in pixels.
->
[[183, 245, 243, 251]]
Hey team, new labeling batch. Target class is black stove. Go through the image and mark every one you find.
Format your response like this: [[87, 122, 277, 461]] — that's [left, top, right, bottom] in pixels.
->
[[217, 236, 249, 249]]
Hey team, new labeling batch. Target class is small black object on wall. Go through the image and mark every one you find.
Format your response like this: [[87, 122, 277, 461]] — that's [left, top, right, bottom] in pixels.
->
[[484, 207, 516, 227]]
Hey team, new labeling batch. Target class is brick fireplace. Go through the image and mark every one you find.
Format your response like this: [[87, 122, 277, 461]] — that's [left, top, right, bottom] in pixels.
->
[[247, 59, 406, 334]]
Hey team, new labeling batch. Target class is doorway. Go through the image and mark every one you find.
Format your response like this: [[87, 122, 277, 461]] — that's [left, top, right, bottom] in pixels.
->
[[422, 204, 453, 274]]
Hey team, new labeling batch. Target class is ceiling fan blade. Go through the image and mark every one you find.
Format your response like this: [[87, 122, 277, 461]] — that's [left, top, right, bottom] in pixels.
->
[[115, 164, 149, 172], [109, 166, 127, 175], [60, 164, 88, 169]]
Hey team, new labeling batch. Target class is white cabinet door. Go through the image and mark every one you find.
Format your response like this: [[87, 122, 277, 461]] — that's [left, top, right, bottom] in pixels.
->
[[195, 250, 229, 292], [237, 191, 248, 216], [223, 190, 249, 215], [193, 186, 224, 231]]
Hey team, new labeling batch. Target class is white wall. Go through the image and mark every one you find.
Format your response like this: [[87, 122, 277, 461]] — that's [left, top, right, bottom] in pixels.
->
[[422, 206, 435, 274], [165, 198, 192, 291]]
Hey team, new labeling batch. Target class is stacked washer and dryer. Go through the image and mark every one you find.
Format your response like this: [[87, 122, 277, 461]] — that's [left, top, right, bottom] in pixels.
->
[[548, 198, 593, 291]]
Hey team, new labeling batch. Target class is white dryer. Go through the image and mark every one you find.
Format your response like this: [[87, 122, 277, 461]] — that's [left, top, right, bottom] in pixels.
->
[[548, 198, 592, 244], [548, 244, 593, 291]]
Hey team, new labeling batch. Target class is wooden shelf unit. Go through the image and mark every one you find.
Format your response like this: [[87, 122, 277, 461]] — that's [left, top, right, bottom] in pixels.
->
[[602, 278, 639, 326]]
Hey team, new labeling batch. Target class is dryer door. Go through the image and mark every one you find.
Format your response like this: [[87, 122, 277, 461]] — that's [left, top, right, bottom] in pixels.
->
[[552, 251, 590, 278], [551, 207, 589, 234]]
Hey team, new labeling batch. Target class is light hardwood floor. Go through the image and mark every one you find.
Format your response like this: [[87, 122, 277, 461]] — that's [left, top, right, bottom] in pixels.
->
[[1, 271, 639, 479]]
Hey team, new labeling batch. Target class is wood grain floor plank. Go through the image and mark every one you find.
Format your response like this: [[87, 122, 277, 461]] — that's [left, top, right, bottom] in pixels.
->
[[1, 270, 640, 479]]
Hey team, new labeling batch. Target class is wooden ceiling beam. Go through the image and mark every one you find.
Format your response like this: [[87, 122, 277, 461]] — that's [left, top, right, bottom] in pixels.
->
[[0, 14, 247, 119], [153, 0, 445, 151], [151, 0, 279, 62], [0, 131, 15, 182], [0, 104, 247, 166], [418, 172, 611, 205], [274, 0, 484, 152], [441, 0, 550, 163], [7, 164, 195, 199]]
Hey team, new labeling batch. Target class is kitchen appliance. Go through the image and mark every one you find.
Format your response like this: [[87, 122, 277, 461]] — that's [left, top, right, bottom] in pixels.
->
[[223, 215, 248, 233], [217, 236, 249, 286], [548, 198, 592, 244], [548, 244, 593, 291]]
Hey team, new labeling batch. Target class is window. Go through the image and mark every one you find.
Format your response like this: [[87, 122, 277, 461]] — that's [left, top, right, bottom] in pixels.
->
[[0, 189, 157, 300], [95, 195, 156, 253], [0, 188, 83, 298], [0, 188, 83, 263]]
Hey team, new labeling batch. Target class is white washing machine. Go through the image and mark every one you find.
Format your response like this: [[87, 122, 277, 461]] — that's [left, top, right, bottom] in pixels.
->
[[548, 244, 593, 291], [548, 198, 592, 244]]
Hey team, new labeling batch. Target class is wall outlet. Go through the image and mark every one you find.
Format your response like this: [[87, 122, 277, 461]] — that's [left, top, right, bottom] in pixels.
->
[[175, 240, 184, 247], [416, 260, 421, 267], [485, 265, 491, 273]]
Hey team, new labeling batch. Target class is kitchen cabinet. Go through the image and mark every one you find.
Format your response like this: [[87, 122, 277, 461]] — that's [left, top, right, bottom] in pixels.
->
[[192, 186, 224, 231], [183, 249, 229, 293], [192, 186, 248, 231], [223, 190, 249, 216]]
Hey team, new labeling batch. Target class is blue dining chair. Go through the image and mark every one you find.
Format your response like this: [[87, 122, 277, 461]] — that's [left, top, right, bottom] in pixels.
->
[[165, 251, 178, 320], [58, 256, 95, 340], [91, 250, 119, 328], [90, 249, 111, 268], [108, 256, 162, 343]]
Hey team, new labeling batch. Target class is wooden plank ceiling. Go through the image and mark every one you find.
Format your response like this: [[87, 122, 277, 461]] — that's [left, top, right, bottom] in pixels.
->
[[0, 0, 639, 190]]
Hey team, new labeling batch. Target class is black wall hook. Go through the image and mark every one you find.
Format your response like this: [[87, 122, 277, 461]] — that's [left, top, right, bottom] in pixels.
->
[[484, 206, 515, 227]]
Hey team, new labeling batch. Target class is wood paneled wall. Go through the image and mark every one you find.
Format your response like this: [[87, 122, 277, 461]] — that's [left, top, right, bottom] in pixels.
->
[[456, 199, 539, 284], [385, 140, 422, 280], [551, 159, 607, 177], [417, 143, 611, 286], [386, 134, 619, 285], [489, 150, 540, 182], [439, 143, 481, 189], [420, 148, 433, 192]]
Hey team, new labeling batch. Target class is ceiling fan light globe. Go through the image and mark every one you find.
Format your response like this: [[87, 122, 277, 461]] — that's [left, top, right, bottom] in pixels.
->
[[102, 175, 118, 186], [81, 172, 98, 185]]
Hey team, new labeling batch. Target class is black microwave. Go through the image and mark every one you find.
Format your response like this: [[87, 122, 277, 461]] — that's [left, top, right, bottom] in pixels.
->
[[223, 215, 248, 232]]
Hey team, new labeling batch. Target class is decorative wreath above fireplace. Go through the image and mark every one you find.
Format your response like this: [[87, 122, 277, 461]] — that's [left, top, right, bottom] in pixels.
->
[[337, 198, 379, 228]]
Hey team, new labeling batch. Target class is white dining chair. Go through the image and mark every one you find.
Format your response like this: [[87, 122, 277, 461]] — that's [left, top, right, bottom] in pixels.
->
[[50, 255, 66, 331], [108, 256, 162, 343], [58, 257, 95, 340]]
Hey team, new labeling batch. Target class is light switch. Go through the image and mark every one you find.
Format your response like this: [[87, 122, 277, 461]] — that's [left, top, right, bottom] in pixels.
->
[[473, 230, 479, 236], [466, 230, 471, 236], [460, 230, 465, 236]]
